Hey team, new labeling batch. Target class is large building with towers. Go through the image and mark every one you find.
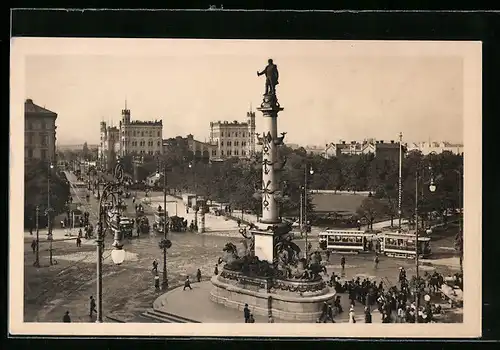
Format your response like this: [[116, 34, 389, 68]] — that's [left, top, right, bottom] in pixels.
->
[[208, 108, 256, 159], [99, 103, 163, 168]]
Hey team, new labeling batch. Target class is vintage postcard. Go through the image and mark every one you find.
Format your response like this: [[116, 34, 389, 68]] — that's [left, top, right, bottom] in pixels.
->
[[10, 38, 482, 338]]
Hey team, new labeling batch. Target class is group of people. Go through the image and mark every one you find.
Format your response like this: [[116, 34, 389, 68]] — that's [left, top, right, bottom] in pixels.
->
[[322, 266, 451, 323]]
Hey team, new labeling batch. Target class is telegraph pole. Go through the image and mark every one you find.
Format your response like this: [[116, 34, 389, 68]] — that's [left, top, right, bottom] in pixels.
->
[[398, 132, 403, 231]]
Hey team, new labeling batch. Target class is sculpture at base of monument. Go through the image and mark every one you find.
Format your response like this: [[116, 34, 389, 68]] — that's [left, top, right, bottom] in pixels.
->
[[257, 58, 279, 95]]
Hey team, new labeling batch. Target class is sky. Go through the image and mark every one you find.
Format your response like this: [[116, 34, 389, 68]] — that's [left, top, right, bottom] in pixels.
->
[[23, 39, 465, 146]]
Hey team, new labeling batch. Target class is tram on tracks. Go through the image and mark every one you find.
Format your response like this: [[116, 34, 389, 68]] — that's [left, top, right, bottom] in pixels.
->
[[318, 229, 376, 253], [380, 232, 432, 259]]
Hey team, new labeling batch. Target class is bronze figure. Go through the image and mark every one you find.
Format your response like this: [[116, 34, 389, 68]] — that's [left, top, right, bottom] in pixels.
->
[[257, 59, 279, 95]]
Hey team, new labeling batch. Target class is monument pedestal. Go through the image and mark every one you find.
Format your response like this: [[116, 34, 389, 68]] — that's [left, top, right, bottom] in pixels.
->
[[211, 272, 336, 322]]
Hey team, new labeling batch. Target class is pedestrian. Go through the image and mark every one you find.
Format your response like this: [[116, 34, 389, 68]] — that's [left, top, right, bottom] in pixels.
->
[[349, 305, 356, 323], [364, 307, 372, 323], [243, 303, 250, 323], [374, 254, 379, 269], [154, 274, 160, 290], [31, 239, 37, 254], [183, 276, 192, 291], [248, 314, 255, 323], [268, 315, 275, 323], [326, 303, 335, 323], [79, 228, 83, 238], [63, 310, 71, 323], [152, 260, 158, 274], [76, 237, 82, 247], [89, 296, 97, 318], [326, 249, 330, 262], [214, 264, 219, 276], [340, 256, 346, 270], [196, 268, 202, 283]]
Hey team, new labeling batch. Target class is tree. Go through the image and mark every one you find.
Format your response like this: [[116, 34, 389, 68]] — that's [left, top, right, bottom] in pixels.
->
[[356, 196, 388, 231]]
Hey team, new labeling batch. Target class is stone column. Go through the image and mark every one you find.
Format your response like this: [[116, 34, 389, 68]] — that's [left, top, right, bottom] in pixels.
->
[[252, 93, 288, 263]]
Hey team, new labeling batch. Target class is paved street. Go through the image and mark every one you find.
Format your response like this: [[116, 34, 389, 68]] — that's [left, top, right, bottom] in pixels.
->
[[23, 171, 461, 323]]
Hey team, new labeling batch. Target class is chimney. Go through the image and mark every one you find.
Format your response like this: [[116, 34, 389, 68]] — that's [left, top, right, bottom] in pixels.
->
[[380, 140, 384, 143], [342, 141, 346, 144], [391, 140, 394, 144]]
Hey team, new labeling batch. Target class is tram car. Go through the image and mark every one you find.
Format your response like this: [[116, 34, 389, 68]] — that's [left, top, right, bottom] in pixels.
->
[[380, 232, 432, 259], [318, 229, 376, 253], [106, 211, 135, 238]]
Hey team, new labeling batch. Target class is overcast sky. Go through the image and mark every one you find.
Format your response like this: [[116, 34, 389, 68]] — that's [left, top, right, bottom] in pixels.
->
[[23, 39, 465, 146]]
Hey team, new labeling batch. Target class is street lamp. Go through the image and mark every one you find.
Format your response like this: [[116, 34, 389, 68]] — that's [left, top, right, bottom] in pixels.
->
[[188, 161, 198, 229], [47, 162, 55, 265], [303, 165, 314, 261], [95, 160, 127, 323], [156, 157, 169, 290], [414, 165, 436, 322], [33, 206, 40, 267]]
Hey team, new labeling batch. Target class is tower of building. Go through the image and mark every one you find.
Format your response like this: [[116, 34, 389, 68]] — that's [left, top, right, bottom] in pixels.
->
[[247, 104, 256, 156]]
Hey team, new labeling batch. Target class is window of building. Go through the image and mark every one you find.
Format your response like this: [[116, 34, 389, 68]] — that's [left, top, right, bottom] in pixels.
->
[[234, 141, 239, 146], [27, 148, 33, 158], [157, 131, 160, 137], [41, 149, 47, 160], [221, 150, 224, 156], [212, 149, 216, 156], [242, 150, 246, 156], [228, 150, 232, 156], [242, 132, 245, 137], [27, 133, 33, 145], [221, 132, 224, 137], [220, 141, 224, 146], [133, 131, 136, 136], [141, 131, 144, 137], [40, 134, 48, 146], [149, 131, 152, 137], [27, 121, 33, 130], [227, 141, 232, 146], [234, 150, 238, 156], [242, 141, 246, 147], [157, 141, 161, 147], [41, 121, 46, 130]]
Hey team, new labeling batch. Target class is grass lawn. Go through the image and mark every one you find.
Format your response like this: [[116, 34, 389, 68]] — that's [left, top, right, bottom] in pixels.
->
[[311, 193, 367, 216]]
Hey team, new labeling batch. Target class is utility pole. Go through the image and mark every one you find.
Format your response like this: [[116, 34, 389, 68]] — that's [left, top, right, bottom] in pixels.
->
[[162, 161, 168, 290], [414, 169, 420, 322], [47, 160, 53, 265], [304, 167, 308, 262], [398, 132, 403, 231], [34, 206, 40, 267]]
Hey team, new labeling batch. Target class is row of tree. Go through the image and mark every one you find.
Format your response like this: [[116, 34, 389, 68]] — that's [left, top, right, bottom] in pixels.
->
[[24, 160, 71, 228], [64, 139, 463, 227]]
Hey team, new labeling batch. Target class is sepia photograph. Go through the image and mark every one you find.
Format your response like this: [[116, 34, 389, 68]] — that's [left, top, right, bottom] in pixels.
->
[[9, 38, 482, 338]]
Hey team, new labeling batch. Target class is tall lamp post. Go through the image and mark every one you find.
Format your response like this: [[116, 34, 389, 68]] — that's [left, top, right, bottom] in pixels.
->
[[47, 161, 54, 265], [95, 160, 127, 323], [34, 206, 40, 267], [303, 165, 314, 261], [188, 161, 198, 227], [398, 132, 403, 231], [453, 169, 463, 272], [157, 158, 169, 290], [414, 165, 436, 322]]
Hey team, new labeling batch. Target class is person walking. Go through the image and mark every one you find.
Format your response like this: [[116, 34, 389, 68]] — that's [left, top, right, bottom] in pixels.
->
[[214, 264, 219, 276], [349, 305, 356, 323], [196, 269, 202, 283], [63, 311, 71, 323], [364, 307, 372, 323], [248, 314, 255, 323], [31, 239, 37, 254], [152, 260, 158, 275], [340, 256, 346, 270], [374, 254, 379, 269], [154, 273, 160, 291], [89, 296, 97, 319], [76, 236, 82, 247], [183, 276, 192, 291], [243, 303, 250, 323]]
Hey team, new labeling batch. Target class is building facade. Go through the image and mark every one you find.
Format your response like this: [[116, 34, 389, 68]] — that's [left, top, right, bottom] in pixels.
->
[[323, 139, 404, 161], [24, 99, 57, 163], [407, 141, 464, 155], [99, 104, 163, 168], [162, 135, 218, 161], [209, 109, 256, 160]]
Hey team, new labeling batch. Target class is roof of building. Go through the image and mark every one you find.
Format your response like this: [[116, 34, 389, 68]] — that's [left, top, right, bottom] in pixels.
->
[[25, 99, 57, 118], [128, 120, 163, 126]]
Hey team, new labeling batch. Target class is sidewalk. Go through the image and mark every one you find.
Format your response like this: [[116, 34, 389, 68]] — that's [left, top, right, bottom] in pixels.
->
[[24, 228, 78, 243]]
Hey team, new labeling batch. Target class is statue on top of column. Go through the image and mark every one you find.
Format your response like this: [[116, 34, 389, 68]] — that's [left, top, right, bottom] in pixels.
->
[[257, 59, 279, 95]]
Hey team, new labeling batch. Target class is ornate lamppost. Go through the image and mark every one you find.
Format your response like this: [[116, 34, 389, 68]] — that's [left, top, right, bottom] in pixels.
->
[[414, 165, 436, 322], [95, 160, 127, 323], [156, 157, 171, 290], [34, 206, 40, 267]]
